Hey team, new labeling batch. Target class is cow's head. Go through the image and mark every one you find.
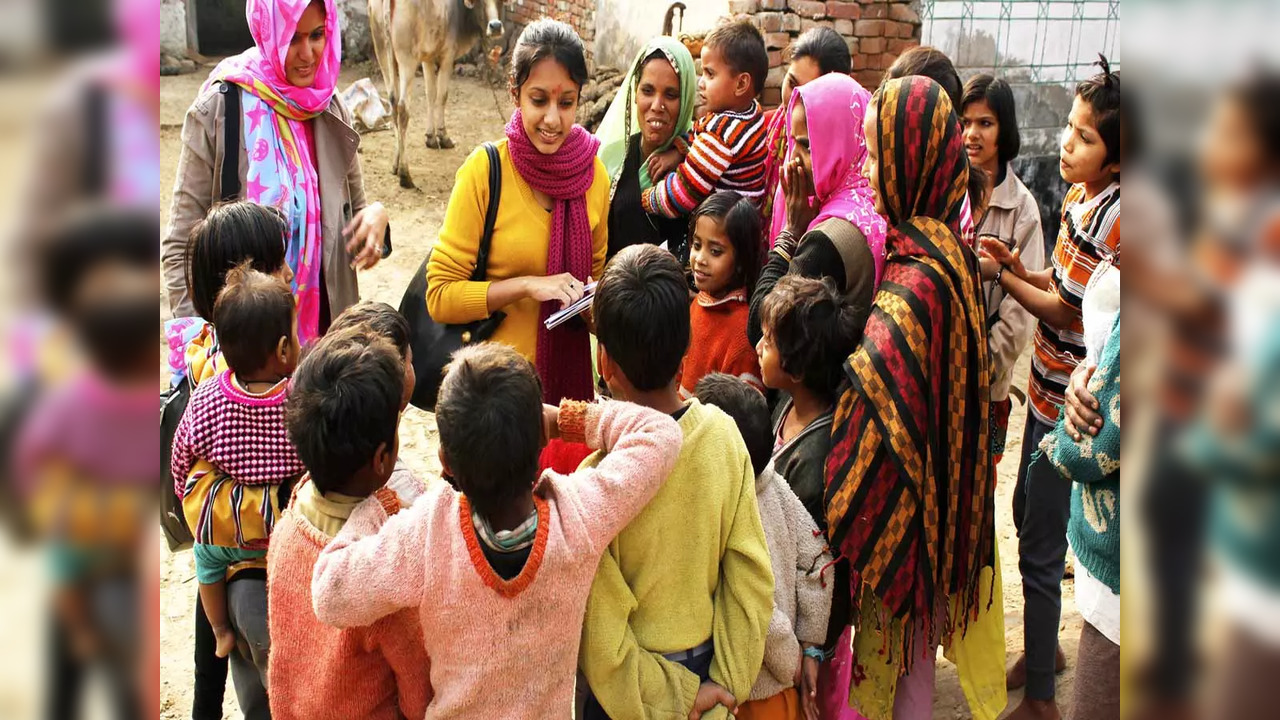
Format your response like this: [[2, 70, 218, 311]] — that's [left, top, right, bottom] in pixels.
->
[[463, 0, 504, 38]]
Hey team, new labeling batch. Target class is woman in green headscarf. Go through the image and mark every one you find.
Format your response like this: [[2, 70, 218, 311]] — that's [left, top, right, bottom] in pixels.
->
[[595, 36, 696, 263]]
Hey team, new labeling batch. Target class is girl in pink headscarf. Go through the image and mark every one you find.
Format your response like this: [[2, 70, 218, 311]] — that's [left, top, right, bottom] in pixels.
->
[[748, 72, 887, 349], [163, 0, 390, 348]]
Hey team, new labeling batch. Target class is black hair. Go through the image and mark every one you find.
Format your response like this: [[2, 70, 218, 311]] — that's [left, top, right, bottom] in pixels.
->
[[328, 301, 411, 360], [40, 206, 158, 378], [886, 46, 962, 109], [184, 202, 288, 322], [967, 164, 990, 220], [694, 373, 771, 477], [509, 18, 589, 93], [759, 274, 866, 401], [704, 20, 768, 97], [789, 26, 851, 75], [1227, 70, 1280, 177], [434, 343, 544, 521], [688, 190, 762, 295], [594, 244, 691, 392], [212, 263, 295, 375], [961, 73, 1021, 168], [1075, 54, 1122, 168], [286, 329, 405, 495]]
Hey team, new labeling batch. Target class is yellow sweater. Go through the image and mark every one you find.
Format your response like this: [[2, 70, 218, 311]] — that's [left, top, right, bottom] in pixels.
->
[[426, 139, 610, 363], [579, 399, 774, 719]]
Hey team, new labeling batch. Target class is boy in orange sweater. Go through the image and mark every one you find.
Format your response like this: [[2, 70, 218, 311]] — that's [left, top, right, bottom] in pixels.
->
[[267, 315, 430, 720]]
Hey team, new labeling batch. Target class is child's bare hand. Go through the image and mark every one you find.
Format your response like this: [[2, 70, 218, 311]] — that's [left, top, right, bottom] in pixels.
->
[[646, 148, 682, 180], [800, 654, 821, 720], [978, 236, 1026, 279], [689, 681, 737, 719], [542, 404, 561, 442], [1064, 363, 1101, 440], [782, 156, 817, 235]]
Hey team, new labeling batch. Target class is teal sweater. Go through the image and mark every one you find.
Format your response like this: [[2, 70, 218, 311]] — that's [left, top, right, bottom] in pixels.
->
[[1040, 315, 1120, 594]]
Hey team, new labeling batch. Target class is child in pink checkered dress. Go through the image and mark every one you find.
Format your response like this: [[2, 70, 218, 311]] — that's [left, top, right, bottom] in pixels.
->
[[170, 264, 305, 657]]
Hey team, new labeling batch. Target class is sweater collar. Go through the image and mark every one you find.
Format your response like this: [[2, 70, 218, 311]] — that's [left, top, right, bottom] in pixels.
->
[[696, 288, 749, 308]]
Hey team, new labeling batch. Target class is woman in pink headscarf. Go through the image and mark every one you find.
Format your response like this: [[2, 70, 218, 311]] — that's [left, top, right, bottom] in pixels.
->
[[747, 72, 887, 349], [162, 0, 389, 347]]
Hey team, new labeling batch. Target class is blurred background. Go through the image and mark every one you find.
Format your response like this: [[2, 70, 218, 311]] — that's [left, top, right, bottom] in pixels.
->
[[0, 0, 1275, 719]]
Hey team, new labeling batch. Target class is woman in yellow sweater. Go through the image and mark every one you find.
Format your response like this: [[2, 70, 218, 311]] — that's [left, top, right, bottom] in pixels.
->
[[427, 19, 609, 403]]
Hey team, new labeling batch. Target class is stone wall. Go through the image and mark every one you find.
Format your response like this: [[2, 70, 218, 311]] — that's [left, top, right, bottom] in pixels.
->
[[726, 0, 923, 108]]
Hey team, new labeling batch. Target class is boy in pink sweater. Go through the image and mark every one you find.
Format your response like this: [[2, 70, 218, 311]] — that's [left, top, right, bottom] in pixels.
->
[[267, 306, 431, 720], [311, 342, 683, 718]]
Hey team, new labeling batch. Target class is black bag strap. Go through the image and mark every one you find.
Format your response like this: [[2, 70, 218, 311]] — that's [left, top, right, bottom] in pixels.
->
[[219, 82, 241, 201], [470, 142, 502, 282]]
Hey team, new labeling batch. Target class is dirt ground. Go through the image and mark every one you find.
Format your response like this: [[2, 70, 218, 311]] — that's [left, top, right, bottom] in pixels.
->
[[157, 62, 1079, 719]]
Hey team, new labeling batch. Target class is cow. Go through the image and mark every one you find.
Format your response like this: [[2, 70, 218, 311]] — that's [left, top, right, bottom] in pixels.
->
[[369, 0, 503, 188]]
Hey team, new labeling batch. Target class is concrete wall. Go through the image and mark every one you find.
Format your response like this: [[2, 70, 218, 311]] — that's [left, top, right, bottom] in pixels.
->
[[161, 0, 188, 57]]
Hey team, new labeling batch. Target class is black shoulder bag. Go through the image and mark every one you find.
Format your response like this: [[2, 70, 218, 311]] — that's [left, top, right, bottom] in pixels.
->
[[399, 142, 507, 411]]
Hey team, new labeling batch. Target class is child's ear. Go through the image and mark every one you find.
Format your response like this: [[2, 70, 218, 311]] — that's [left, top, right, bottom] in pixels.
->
[[735, 72, 753, 99], [437, 446, 452, 477], [276, 336, 290, 365], [1106, 160, 1121, 181], [597, 344, 614, 386], [372, 441, 390, 477]]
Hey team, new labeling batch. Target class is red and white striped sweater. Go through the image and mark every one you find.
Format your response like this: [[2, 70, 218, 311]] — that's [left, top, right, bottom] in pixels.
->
[[643, 100, 769, 218]]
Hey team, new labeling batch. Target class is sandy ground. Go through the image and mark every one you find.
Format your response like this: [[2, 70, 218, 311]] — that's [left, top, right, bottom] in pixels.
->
[[157, 63, 1079, 719]]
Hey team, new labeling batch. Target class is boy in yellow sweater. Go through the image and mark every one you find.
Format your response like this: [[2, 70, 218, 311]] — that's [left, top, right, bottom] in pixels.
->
[[579, 244, 774, 719]]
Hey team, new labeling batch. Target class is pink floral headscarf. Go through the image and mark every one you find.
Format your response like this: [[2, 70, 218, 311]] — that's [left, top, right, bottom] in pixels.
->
[[770, 73, 888, 285], [201, 0, 342, 343]]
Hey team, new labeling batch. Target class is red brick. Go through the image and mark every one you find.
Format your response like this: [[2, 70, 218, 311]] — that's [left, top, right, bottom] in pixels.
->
[[886, 38, 915, 54], [855, 70, 882, 88], [859, 36, 885, 53], [768, 49, 784, 66], [889, 20, 917, 38], [862, 3, 887, 18], [843, 36, 859, 54], [791, 0, 828, 19], [826, 0, 861, 19], [782, 12, 803, 31], [765, 64, 786, 88], [878, 52, 898, 69], [834, 18, 854, 34], [852, 53, 869, 71], [728, 0, 761, 12], [764, 31, 791, 49], [888, 2, 920, 24], [854, 19, 884, 36], [761, 0, 788, 9], [757, 10, 785, 31]]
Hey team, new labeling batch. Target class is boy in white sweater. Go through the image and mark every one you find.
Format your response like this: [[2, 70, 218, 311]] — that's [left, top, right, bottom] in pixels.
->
[[695, 374, 833, 720]]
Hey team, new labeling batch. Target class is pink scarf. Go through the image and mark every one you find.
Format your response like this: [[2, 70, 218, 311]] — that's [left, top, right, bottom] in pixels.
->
[[769, 74, 888, 286], [505, 110, 600, 404], [201, 0, 341, 344]]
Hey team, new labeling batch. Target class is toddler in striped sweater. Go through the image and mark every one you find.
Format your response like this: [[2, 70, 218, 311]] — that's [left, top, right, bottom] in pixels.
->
[[170, 265, 304, 658], [643, 20, 770, 221]]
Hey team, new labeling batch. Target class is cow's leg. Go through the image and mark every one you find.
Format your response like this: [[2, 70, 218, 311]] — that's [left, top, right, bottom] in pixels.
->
[[432, 56, 455, 150], [393, 51, 416, 188], [422, 61, 440, 149]]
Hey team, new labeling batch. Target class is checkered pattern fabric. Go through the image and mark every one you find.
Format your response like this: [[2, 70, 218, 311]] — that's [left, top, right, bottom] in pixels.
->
[[170, 369, 305, 499], [824, 76, 996, 671]]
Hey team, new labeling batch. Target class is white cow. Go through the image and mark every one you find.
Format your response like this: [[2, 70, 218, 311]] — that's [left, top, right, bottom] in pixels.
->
[[369, 0, 503, 188]]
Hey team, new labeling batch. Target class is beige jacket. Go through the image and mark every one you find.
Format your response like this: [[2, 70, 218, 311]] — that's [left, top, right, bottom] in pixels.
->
[[749, 464, 833, 701], [162, 81, 370, 319], [976, 165, 1045, 402]]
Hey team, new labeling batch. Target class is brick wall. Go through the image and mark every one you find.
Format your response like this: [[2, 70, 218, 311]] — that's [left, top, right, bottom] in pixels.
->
[[505, 0, 598, 63], [725, 0, 922, 108]]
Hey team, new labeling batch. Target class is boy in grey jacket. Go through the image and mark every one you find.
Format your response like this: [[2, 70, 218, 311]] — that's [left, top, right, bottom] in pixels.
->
[[695, 374, 833, 719]]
